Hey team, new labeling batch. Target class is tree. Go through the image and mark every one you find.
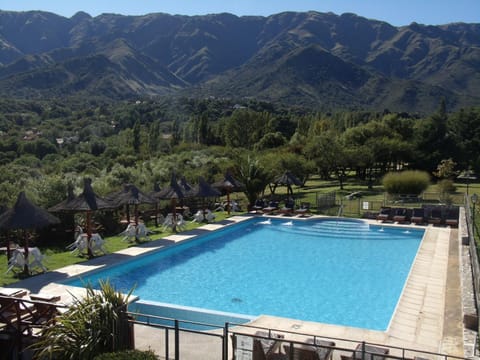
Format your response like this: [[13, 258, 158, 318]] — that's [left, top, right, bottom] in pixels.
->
[[236, 155, 270, 207], [433, 158, 457, 180], [447, 107, 480, 171], [223, 110, 270, 149], [132, 121, 141, 153], [254, 132, 287, 151], [303, 130, 342, 180], [412, 99, 452, 172]]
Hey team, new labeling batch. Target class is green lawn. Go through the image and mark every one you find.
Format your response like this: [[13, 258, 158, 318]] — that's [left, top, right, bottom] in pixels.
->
[[2, 176, 478, 287], [0, 211, 236, 286]]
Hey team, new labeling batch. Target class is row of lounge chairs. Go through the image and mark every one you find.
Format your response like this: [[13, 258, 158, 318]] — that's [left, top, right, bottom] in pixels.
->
[[232, 331, 335, 360], [376, 206, 459, 227], [231, 331, 428, 360], [252, 199, 311, 217], [0, 287, 66, 354]]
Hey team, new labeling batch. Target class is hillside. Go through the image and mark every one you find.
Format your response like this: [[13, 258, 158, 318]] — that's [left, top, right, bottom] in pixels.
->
[[0, 10, 478, 112]]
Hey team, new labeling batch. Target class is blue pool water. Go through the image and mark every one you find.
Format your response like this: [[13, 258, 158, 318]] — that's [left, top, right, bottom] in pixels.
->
[[65, 217, 424, 331]]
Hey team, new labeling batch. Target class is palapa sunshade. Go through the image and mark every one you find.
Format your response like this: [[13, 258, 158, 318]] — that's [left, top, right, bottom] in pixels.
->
[[154, 173, 186, 232], [213, 171, 245, 214], [105, 183, 156, 225], [0, 191, 60, 274], [270, 171, 303, 196], [49, 178, 114, 258], [177, 176, 194, 197], [191, 177, 221, 220]]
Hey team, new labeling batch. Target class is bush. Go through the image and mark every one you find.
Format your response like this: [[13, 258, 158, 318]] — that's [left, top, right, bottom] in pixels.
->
[[32, 280, 135, 359], [437, 179, 456, 205], [94, 349, 157, 360], [382, 170, 430, 195], [437, 179, 456, 194]]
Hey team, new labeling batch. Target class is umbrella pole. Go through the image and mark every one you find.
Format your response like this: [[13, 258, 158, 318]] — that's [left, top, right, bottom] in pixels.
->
[[135, 204, 139, 226], [172, 198, 177, 233], [135, 204, 139, 241], [6, 231, 11, 261], [226, 189, 231, 215], [86, 211, 94, 258], [154, 203, 159, 227], [23, 230, 29, 275]]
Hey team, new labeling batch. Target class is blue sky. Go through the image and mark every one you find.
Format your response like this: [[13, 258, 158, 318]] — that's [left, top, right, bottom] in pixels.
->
[[0, 0, 478, 26]]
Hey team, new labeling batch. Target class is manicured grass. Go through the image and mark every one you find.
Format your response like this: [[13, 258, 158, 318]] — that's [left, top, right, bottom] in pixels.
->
[[0, 211, 237, 286]]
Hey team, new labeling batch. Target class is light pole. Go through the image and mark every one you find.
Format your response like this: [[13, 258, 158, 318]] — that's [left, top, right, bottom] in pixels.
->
[[458, 170, 477, 195], [472, 193, 478, 237]]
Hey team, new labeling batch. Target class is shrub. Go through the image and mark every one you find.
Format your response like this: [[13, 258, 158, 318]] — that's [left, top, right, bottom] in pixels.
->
[[32, 280, 134, 360], [437, 179, 456, 205], [382, 170, 430, 195], [94, 349, 157, 360]]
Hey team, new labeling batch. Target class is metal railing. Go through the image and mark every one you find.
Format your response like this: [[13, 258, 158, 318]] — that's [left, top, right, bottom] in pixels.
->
[[127, 311, 469, 360], [465, 195, 480, 339], [316, 191, 465, 218]]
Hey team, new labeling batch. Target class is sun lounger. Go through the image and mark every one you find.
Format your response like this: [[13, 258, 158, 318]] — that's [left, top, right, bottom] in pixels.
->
[[231, 331, 285, 360], [341, 343, 389, 360], [0, 294, 35, 332], [295, 202, 311, 217], [376, 207, 391, 221], [445, 207, 459, 227], [0, 288, 28, 298], [24, 296, 64, 330], [284, 338, 335, 360], [252, 199, 266, 213], [392, 208, 409, 223], [263, 201, 279, 214], [278, 199, 295, 216], [0, 294, 65, 338], [427, 207, 442, 225], [410, 208, 424, 225]]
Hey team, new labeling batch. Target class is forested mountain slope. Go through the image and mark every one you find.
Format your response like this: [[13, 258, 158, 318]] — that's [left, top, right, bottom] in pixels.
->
[[0, 10, 478, 112]]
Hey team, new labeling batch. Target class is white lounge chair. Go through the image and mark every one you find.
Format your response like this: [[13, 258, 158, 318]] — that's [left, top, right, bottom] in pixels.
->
[[67, 233, 106, 255], [120, 223, 152, 242], [192, 209, 216, 223], [162, 213, 186, 231], [6, 248, 47, 274]]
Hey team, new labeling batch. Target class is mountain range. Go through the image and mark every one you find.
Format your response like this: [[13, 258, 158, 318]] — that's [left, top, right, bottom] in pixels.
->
[[0, 10, 479, 113]]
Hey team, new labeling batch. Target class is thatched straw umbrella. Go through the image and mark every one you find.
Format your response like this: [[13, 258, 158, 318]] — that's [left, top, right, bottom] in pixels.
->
[[270, 171, 302, 197], [0, 192, 60, 275], [105, 184, 156, 226], [49, 178, 114, 258], [154, 173, 186, 232], [213, 171, 245, 215], [191, 177, 221, 221]]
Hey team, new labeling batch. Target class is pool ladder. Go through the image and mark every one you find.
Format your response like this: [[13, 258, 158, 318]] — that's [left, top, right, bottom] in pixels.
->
[[337, 203, 344, 217]]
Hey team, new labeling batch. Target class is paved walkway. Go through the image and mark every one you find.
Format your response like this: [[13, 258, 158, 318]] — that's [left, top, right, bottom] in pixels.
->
[[7, 215, 468, 358]]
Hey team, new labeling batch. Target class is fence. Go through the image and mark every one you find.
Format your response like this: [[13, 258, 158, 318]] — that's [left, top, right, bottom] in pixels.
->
[[316, 191, 465, 218], [465, 194, 480, 338], [127, 311, 469, 360]]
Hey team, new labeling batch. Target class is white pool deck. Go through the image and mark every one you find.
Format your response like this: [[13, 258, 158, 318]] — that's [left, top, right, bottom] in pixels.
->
[[7, 214, 468, 358]]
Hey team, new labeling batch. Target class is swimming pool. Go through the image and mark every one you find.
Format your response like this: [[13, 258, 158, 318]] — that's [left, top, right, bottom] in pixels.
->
[[65, 217, 424, 331]]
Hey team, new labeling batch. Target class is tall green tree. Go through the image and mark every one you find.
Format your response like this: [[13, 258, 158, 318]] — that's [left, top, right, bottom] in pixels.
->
[[132, 120, 141, 153], [412, 99, 452, 172]]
